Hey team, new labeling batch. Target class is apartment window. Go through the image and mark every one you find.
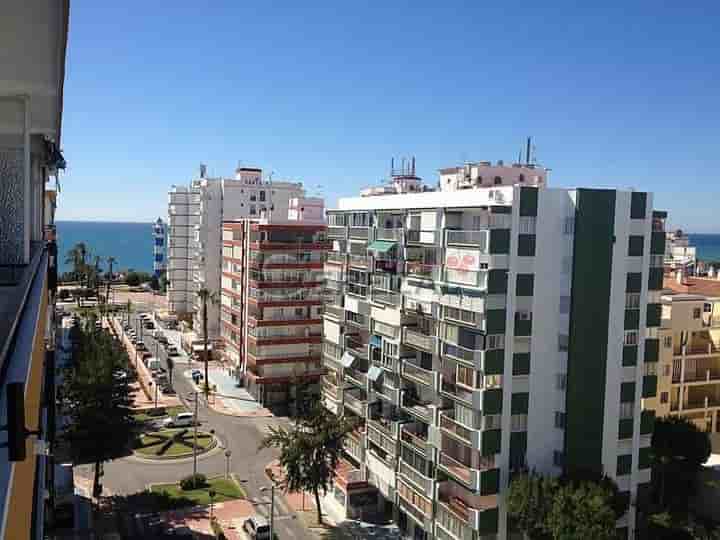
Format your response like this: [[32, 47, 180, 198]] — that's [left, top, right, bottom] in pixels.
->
[[559, 295, 571, 314], [624, 330, 639, 346], [494, 176, 502, 185], [617, 454, 632, 476], [663, 364, 671, 377], [626, 293, 641, 310], [619, 402, 634, 420], [556, 373, 567, 390], [555, 411, 566, 429], [250, 193, 257, 201], [484, 414, 502, 430], [456, 365, 477, 388], [628, 235, 645, 257], [663, 336, 672, 348], [519, 174, 525, 183], [553, 450, 565, 467], [517, 310, 532, 321], [705, 303, 712, 313], [644, 362, 658, 376], [259, 191, 266, 202], [563, 216, 575, 234], [693, 308, 702, 319], [558, 334, 569, 351], [511, 414, 528, 432], [250, 205, 257, 215], [660, 392, 669, 404], [487, 334, 505, 349], [519, 216, 537, 234]]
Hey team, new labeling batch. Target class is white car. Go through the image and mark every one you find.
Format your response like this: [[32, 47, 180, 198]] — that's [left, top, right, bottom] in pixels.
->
[[163, 412, 195, 428], [243, 516, 271, 540]]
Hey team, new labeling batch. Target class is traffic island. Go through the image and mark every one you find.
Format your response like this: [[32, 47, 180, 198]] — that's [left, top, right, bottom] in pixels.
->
[[133, 428, 217, 460], [149, 475, 246, 505]]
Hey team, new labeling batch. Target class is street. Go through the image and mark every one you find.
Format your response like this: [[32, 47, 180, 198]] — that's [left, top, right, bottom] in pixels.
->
[[81, 309, 312, 539]]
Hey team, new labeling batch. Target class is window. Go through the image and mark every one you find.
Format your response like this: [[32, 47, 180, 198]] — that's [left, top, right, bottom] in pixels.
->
[[553, 450, 564, 467], [559, 334, 569, 351], [628, 235, 645, 257], [626, 293, 641, 310], [456, 365, 477, 388], [511, 414, 528, 432], [563, 217, 575, 234], [559, 295, 571, 314], [617, 454, 632, 476], [663, 336, 672, 348], [249, 205, 256, 215], [555, 411, 566, 429], [494, 176, 502, 185], [663, 364, 671, 376], [644, 363, 657, 376], [250, 193, 257, 202], [259, 191, 266, 202], [519, 174, 525, 183], [705, 303, 712, 313], [556, 373, 567, 390], [519, 216, 537, 234], [624, 330, 639, 346], [483, 414, 501, 430], [619, 402, 634, 419], [660, 392, 669, 404], [693, 308, 701, 319], [517, 310, 532, 321], [487, 334, 505, 349]]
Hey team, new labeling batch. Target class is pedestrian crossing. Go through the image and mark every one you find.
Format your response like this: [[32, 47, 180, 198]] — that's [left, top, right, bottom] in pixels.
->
[[251, 493, 293, 522]]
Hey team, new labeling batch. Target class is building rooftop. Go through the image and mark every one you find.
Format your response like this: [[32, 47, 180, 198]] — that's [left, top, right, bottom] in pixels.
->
[[663, 276, 720, 298]]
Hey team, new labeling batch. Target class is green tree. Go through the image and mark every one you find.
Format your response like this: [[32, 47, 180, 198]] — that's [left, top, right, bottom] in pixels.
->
[[126, 271, 141, 287], [150, 275, 160, 291], [105, 256, 116, 306], [507, 471, 557, 539], [64, 242, 88, 282], [196, 288, 218, 398], [260, 400, 356, 524], [546, 480, 618, 540], [61, 315, 135, 498], [651, 416, 711, 510]]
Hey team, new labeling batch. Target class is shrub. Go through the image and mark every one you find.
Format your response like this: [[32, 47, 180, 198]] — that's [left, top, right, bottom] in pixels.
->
[[180, 473, 207, 490]]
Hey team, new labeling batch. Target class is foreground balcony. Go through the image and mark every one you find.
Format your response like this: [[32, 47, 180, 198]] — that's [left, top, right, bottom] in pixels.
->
[[402, 326, 437, 354], [400, 422, 433, 459], [400, 359, 436, 387], [437, 452, 499, 494], [436, 482, 499, 539], [439, 410, 501, 455], [400, 392, 434, 423], [398, 458, 434, 497]]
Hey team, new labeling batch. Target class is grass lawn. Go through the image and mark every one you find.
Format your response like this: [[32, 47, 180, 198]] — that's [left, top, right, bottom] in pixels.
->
[[134, 429, 213, 457], [151, 477, 245, 505]]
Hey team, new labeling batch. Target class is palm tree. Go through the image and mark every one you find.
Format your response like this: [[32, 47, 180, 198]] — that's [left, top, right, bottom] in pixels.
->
[[196, 287, 218, 398], [64, 242, 88, 282]]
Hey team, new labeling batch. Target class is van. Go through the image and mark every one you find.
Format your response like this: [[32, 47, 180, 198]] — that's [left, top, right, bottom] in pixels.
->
[[163, 412, 195, 428], [146, 358, 162, 371]]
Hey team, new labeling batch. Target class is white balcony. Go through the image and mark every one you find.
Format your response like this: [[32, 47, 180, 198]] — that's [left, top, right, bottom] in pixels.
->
[[445, 229, 489, 248]]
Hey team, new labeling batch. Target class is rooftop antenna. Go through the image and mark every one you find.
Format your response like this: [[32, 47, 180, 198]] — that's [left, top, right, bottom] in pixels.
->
[[518, 147, 523, 165], [525, 136, 532, 166], [411, 157, 416, 176]]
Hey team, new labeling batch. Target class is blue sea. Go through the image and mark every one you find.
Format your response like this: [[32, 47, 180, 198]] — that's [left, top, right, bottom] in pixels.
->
[[56, 221, 155, 274], [689, 234, 720, 263]]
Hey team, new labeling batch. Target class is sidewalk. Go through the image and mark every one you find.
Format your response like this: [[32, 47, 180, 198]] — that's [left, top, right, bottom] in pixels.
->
[[184, 367, 272, 418], [159, 499, 254, 539]]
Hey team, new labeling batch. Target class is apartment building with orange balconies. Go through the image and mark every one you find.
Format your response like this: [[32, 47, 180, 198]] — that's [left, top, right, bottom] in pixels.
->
[[220, 198, 329, 410]]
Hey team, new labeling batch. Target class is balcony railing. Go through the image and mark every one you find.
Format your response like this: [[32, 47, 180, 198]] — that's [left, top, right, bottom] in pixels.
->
[[443, 342, 483, 366], [322, 379, 340, 400], [344, 393, 367, 415], [375, 383, 400, 404], [327, 226, 346, 239], [376, 228, 403, 241], [403, 327, 436, 354], [439, 452, 476, 486], [346, 282, 368, 297], [401, 394, 434, 423], [367, 416, 401, 438], [323, 304, 345, 321], [440, 377, 480, 405], [405, 261, 440, 280], [400, 424, 432, 456], [439, 410, 475, 444], [345, 367, 368, 388], [345, 337, 368, 359], [373, 289, 401, 306], [400, 360, 434, 387], [445, 229, 489, 248], [399, 459, 433, 494], [406, 229, 437, 244], [678, 369, 720, 383], [325, 252, 346, 265], [348, 227, 369, 239], [348, 254, 371, 268]]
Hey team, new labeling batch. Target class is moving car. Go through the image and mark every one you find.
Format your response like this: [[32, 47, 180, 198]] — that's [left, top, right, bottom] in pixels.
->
[[163, 412, 195, 428], [243, 516, 271, 540]]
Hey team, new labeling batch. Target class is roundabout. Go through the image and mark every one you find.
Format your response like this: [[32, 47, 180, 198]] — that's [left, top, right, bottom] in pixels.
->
[[133, 428, 217, 460]]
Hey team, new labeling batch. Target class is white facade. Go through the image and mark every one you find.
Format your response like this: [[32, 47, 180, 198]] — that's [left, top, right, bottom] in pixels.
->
[[167, 166, 305, 339], [665, 229, 696, 274], [323, 181, 661, 540]]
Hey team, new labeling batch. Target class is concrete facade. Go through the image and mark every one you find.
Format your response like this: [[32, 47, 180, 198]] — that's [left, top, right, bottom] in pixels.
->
[[322, 174, 661, 539]]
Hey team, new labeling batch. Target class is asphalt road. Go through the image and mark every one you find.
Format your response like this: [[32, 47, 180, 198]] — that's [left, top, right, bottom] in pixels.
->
[[79, 310, 312, 540]]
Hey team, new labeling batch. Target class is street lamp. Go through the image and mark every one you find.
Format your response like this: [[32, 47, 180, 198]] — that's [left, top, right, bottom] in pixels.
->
[[209, 488, 216, 520], [149, 381, 158, 410], [260, 485, 275, 540], [224, 449, 232, 479]]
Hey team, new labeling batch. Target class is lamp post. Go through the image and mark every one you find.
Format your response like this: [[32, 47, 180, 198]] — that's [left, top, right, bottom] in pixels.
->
[[224, 449, 232, 479], [209, 488, 216, 521], [149, 381, 158, 410], [260, 485, 275, 540]]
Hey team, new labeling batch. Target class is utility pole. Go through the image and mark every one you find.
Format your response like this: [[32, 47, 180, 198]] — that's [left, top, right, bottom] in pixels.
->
[[225, 449, 232, 479]]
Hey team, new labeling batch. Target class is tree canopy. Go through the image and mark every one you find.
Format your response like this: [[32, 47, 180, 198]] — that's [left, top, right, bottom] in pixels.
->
[[260, 400, 356, 523]]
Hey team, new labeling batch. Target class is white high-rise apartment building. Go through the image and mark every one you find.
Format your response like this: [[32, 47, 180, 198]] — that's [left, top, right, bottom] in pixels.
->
[[322, 165, 662, 540], [167, 166, 305, 338]]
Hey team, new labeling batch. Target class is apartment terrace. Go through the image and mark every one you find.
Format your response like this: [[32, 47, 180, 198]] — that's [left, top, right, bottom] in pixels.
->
[[400, 422, 433, 458], [436, 481, 499, 538]]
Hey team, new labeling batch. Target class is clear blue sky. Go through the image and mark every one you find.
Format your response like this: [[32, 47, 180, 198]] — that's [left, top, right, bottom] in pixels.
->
[[59, 1, 720, 231]]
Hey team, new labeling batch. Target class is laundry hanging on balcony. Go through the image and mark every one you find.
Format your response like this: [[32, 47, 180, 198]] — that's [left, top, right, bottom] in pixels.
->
[[367, 240, 397, 253], [367, 365, 384, 383], [340, 351, 357, 368]]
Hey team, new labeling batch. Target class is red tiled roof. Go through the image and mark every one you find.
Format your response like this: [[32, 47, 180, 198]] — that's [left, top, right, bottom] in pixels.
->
[[664, 277, 720, 297]]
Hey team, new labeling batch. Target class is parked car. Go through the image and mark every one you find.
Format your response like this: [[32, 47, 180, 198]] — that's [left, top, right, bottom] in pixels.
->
[[163, 412, 195, 428], [147, 358, 162, 371], [243, 516, 271, 540]]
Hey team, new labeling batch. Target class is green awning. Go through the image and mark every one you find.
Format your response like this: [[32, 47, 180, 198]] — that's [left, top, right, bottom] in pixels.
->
[[367, 240, 397, 253]]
